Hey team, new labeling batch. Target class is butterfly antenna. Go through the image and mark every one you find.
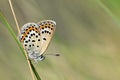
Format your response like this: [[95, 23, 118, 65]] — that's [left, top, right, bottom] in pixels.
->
[[45, 53, 60, 56]]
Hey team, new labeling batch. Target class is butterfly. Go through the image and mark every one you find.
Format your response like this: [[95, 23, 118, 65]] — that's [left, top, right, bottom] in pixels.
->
[[19, 20, 56, 62]]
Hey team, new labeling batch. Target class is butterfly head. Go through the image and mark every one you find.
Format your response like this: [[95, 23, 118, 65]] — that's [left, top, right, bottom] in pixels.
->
[[37, 55, 45, 61]]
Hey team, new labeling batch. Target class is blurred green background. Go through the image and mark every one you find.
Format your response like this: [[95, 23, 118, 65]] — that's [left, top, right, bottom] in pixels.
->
[[0, 0, 120, 80]]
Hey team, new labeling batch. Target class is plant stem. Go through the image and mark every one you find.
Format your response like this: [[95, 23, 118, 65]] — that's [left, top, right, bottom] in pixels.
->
[[8, 0, 20, 34], [8, 0, 36, 80]]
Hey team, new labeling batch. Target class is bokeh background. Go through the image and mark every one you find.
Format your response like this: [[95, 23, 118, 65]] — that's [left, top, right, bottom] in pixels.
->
[[0, 0, 120, 80]]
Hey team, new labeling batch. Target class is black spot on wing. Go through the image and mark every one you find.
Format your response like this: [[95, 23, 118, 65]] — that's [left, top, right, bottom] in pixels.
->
[[43, 38, 46, 40], [32, 40, 35, 42], [38, 39, 40, 41], [42, 31, 44, 34], [36, 35, 38, 38], [32, 44, 34, 46], [37, 45, 39, 47], [31, 34, 33, 36], [49, 32, 51, 34], [25, 41, 28, 43], [29, 45, 31, 47], [38, 33, 40, 35], [33, 33, 35, 35], [28, 39, 30, 42]]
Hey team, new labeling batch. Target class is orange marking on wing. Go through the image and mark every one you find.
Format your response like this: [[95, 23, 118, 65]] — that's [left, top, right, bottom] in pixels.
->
[[34, 27, 39, 32], [21, 37, 25, 42], [40, 26, 45, 29], [20, 27, 39, 42]]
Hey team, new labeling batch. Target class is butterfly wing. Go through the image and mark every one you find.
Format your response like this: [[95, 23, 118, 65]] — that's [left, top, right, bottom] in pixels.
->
[[19, 23, 42, 59], [37, 20, 56, 55]]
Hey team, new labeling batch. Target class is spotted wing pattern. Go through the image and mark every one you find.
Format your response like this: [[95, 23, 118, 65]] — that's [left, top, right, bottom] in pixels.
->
[[19, 20, 56, 61], [37, 20, 56, 55], [19, 23, 42, 60]]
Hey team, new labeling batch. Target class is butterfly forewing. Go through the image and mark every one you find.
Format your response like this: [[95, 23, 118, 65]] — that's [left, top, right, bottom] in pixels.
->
[[37, 20, 56, 55]]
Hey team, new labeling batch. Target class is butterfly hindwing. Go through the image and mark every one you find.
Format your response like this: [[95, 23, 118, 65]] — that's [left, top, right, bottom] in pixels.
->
[[19, 23, 42, 59]]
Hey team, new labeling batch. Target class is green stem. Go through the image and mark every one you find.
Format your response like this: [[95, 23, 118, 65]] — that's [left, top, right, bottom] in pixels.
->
[[0, 12, 41, 80]]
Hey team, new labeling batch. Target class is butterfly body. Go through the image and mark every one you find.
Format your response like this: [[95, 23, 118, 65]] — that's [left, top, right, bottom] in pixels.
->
[[19, 20, 56, 61]]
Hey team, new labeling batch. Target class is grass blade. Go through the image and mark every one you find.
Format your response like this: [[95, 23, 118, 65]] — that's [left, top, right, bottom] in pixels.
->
[[30, 60, 41, 80], [0, 12, 26, 58], [0, 12, 41, 80]]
